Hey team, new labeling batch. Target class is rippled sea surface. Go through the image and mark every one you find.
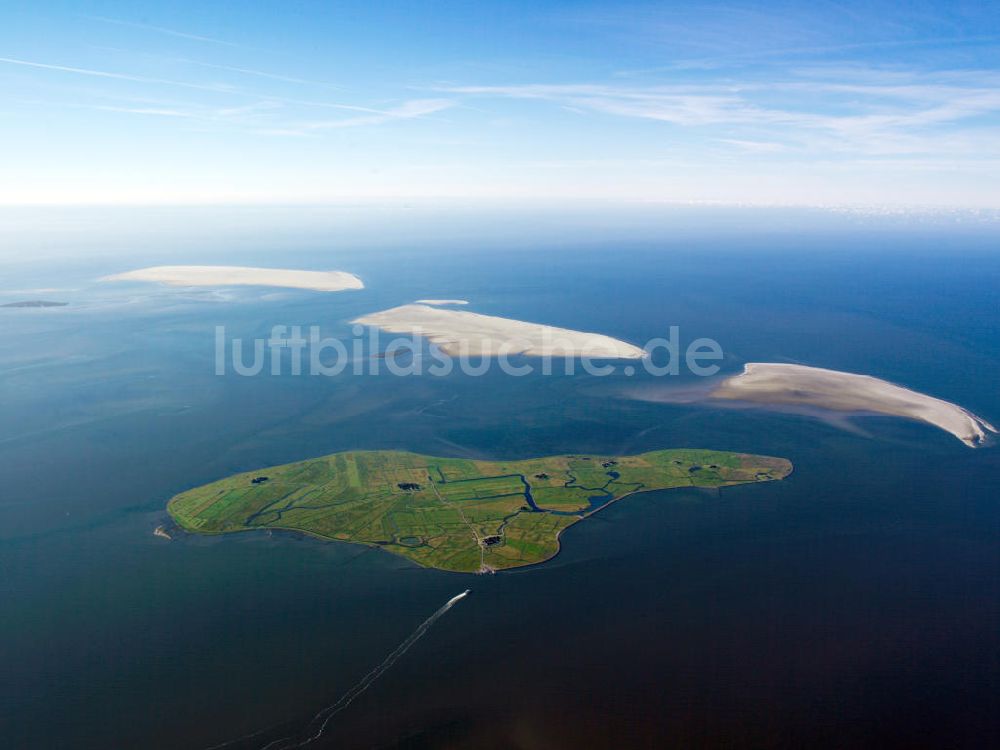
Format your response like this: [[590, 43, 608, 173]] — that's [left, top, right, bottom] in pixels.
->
[[2, 207, 998, 748]]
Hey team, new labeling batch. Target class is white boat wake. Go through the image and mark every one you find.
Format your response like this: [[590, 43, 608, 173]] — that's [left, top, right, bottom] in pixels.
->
[[254, 590, 470, 750]]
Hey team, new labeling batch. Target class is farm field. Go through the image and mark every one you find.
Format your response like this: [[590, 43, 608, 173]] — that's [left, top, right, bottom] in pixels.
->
[[168, 448, 793, 573]]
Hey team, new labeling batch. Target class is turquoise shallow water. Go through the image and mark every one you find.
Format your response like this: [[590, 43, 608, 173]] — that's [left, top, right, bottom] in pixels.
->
[[1, 211, 998, 747]]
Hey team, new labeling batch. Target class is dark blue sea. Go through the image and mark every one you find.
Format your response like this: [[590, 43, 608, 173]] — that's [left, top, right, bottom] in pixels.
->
[[1, 206, 998, 748]]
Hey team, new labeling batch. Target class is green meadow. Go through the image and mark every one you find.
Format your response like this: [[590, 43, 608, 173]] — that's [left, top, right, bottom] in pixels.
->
[[168, 448, 792, 573]]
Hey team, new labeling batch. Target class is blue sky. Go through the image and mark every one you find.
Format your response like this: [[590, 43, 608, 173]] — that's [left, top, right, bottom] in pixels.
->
[[2, 1, 999, 207]]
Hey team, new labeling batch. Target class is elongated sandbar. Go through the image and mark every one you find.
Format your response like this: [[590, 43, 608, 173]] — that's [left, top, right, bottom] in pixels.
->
[[103, 265, 364, 292], [712, 363, 996, 448], [353, 302, 645, 359]]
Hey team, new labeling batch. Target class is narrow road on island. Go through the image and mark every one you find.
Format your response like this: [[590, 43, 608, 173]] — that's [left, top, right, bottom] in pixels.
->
[[427, 475, 487, 571]]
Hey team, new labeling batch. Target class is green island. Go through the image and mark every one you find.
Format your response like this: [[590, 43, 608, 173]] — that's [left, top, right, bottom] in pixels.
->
[[167, 449, 792, 573]]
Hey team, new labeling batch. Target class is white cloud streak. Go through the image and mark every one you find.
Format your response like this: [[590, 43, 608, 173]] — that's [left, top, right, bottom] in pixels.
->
[[295, 99, 455, 132], [0, 56, 454, 136], [440, 70, 1000, 158], [0, 55, 237, 93], [85, 16, 238, 47], [177, 59, 344, 89]]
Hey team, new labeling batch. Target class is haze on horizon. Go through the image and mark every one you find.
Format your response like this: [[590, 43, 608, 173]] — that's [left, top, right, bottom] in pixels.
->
[[1, 1, 999, 209]]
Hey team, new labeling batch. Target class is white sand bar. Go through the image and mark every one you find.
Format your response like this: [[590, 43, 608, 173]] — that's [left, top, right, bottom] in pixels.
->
[[712, 363, 996, 448], [354, 303, 646, 359], [414, 299, 469, 306], [103, 265, 364, 292]]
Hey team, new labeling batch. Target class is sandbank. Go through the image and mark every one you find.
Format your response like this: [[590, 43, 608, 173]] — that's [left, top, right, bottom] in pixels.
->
[[353, 303, 645, 359], [712, 363, 996, 448], [103, 265, 363, 292]]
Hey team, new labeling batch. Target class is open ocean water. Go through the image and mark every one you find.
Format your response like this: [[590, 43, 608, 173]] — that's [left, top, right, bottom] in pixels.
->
[[1, 207, 998, 748]]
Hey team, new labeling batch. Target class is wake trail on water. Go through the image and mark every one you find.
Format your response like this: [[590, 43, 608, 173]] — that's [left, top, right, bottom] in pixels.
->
[[256, 589, 470, 750]]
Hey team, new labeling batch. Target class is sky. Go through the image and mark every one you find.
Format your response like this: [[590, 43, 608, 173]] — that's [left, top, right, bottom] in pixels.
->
[[1, 1, 999, 208]]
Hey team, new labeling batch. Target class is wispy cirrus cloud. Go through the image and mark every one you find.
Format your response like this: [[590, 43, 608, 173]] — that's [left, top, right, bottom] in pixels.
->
[[18, 91, 453, 137], [0, 55, 453, 137], [11, 94, 286, 130], [90, 99, 284, 124], [438, 68, 1000, 158], [91, 104, 197, 118], [718, 139, 787, 153], [84, 15, 238, 47], [0, 55, 237, 93], [441, 83, 760, 127], [0, 52, 380, 114], [177, 59, 343, 89], [296, 98, 455, 131], [250, 98, 455, 136]]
